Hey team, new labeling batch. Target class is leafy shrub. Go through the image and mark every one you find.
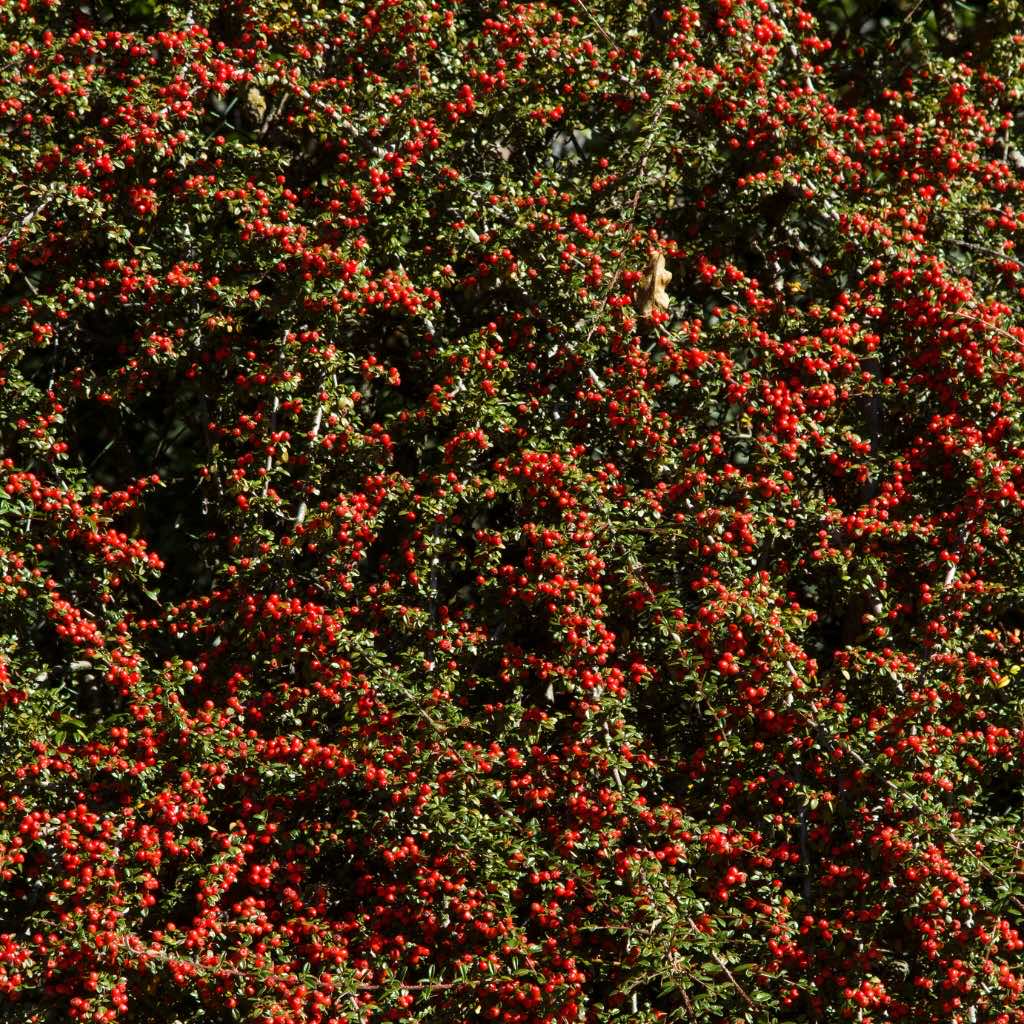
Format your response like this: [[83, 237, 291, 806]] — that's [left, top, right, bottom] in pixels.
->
[[2, 0, 1024, 1021]]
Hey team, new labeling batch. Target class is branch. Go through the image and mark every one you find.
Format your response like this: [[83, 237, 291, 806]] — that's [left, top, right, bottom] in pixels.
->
[[568, 0, 617, 50], [686, 918, 757, 1010], [583, 71, 681, 347], [295, 372, 334, 526], [260, 91, 291, 139], [1, 199, 48, 246], [261, 395, 280, 499]]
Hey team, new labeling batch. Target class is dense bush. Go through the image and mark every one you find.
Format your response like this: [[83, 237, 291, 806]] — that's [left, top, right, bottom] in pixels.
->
[[2, 0, 1024, 1020]]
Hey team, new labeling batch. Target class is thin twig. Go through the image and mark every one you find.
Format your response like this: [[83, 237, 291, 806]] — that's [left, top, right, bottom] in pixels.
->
[[392, 679, 451, 736], [295, 374, 333, 526], [955, 305, 1023, 346], [686, 918, 757, 1010], [953, 238, 1014, 261], [203, 93, 240, 142], [568, 0, 617, 49], [260, 91, 291, 139], [261, 395, 280, 499], [583, 71, 681, 347], [1, 199, 49, 246]]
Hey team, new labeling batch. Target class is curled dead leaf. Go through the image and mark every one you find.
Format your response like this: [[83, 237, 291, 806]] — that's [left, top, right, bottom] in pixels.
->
[[635, 252, 672, 320]]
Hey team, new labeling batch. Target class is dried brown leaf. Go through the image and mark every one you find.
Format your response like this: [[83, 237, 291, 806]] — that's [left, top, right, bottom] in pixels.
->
[[636, 252, 672, 320]]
